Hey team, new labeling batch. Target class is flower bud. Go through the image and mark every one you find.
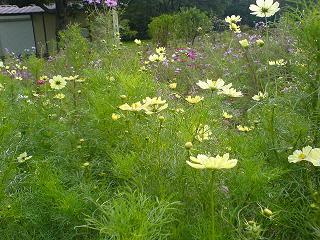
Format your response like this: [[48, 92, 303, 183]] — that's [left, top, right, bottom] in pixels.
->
[[112, 113, 121, 121], [256, 39, 264, 47], [158, 116, 165, 123], [185, 142, 193, 150], [263, 208, 273, 217], [239, 39, 249, 49]]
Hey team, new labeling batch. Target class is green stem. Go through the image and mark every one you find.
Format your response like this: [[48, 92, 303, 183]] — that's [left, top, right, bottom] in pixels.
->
[[244, 50, 259, 91], [156, 120, 163, 193], [270, 106, 280, 161], [211, 171, 216, 240], [265, 17, 269, 41]]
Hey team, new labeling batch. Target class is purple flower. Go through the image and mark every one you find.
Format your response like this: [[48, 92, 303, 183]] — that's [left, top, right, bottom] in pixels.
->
[[84, 0, 101, 4], [187, 50, 197, 60], [105, 0, 117, 7]]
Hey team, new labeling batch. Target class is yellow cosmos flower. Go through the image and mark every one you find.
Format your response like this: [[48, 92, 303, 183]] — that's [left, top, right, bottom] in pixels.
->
[[156, 47, 166, 55], [134, 39, 142, 45], [187, 153, 238, 170], [223, 111, 233, 119], [169, 83, 177, 89], [225, 15, 242, 24], [175, 108, 185, 113], [39, 75, 49, 81], [219, 84, 243, 98], [119, 102, 143, 112], [252, 91, 268, 101], [185, 96, 204, 104], [142, 97, 168, 115], [53, 93, 65, 99], [139, 66, 148, 72], [288, 146, 320, 166], [268, 59, 286, 66], [229, 23, 241, 33], [17, 152, 32, 163], [64, 75, 79, 81], [112, 113, 121, 121], [149, 54, 166, 62], [237, 125, 253, 132], [196, 78, 225, 90], [195, 124, 212, 142], [49, 75, 67, 90]]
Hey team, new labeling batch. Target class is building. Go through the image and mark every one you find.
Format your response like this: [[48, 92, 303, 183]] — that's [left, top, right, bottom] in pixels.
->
[[0, 4, 57, 56]]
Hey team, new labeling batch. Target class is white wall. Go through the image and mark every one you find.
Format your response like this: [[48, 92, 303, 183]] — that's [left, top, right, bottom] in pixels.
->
[[0, 15, 35, 56]]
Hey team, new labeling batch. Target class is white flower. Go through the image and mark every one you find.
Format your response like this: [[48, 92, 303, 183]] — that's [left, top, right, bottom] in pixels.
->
[[288, 146, 320, 166], [308, 148, 320, 166], [249, 0, 280, 18]]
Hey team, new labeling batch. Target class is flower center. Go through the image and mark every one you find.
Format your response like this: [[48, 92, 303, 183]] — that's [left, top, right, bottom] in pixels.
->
[[56, 81, 61, 85], [261, 7, 269, 13], [298, 153, 306, 159]]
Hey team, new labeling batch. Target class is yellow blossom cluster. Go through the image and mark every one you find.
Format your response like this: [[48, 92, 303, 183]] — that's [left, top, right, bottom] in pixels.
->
[[252, 91, 268, 101], [225, 15, 241, 33], [148, 47, 167, 63], [119, 96, 168, 115], [197, 79, 243, 98]]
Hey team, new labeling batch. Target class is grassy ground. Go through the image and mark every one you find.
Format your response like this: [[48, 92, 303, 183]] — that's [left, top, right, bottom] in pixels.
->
[[0, 4, 320, 240]]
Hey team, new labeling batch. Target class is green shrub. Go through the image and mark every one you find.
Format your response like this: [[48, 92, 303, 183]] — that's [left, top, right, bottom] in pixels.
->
[[59, 24, 90, 72], [148, 14, 175, 46], [174, 7, 211, 45]]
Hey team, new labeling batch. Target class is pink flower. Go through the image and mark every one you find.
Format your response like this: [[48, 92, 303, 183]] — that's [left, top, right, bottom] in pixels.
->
[[37, 80, 46, 85]]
